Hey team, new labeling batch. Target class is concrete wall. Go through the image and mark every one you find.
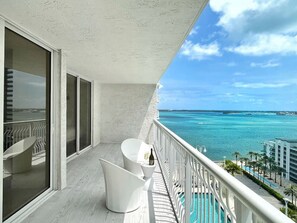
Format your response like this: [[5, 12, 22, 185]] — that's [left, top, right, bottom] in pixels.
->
[[92, 81, 101, 147], [100, 84, 158, 143], [53, 50, 67, 190]]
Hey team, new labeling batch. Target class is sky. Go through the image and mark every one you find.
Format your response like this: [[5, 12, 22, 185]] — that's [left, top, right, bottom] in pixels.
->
[[13, 70, 46, 109], [158, 0, 297, 111]]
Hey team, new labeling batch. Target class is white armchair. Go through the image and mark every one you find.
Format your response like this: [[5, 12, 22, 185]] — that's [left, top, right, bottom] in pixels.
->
[[99, 158, 146, 213], [3, 136, 36, 174], [121, 138, 151, 176]]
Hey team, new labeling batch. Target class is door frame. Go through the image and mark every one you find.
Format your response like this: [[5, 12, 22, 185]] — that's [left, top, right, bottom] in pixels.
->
[[66, 72, 93, 161], [1, 18, 62, 223]]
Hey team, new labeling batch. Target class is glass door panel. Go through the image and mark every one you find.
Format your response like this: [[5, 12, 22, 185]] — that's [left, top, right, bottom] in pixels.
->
[[79, 79, 91, 150], [3, 28, 51, 220], [66, 74, 77, 157]]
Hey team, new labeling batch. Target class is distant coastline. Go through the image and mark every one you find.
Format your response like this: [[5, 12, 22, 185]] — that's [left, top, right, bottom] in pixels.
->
[[159, 110, 297, 160], [158, 110, 297, 116], [6, 109, 46, 122], [12, 108, 45, 112]]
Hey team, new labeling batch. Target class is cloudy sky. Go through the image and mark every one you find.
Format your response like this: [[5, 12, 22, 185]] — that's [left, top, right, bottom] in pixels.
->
[[13, 70, 46, 109], [158, 0, 297, 111]]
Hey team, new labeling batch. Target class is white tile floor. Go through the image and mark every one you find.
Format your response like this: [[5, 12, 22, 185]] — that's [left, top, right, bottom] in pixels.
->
[[22, 143, 177, 223]]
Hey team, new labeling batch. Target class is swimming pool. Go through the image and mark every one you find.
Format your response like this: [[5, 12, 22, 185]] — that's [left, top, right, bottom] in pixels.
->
[[181, 193, 231, 223], [243, 166, 278, 189]]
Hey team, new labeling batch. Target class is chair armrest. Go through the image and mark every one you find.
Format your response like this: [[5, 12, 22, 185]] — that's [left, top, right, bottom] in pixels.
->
[[3, 152, 21, 160]]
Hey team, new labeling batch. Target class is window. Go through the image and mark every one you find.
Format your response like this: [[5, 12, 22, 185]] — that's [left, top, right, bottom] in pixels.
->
[[66, 76, 91, 157], [3, 28, 51, 220], [79, 79, 91, 150]]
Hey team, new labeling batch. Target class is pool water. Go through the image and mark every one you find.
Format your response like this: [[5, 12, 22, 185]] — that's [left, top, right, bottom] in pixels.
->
[[181, 193, 231, 223], [243, 166, 278, 189]]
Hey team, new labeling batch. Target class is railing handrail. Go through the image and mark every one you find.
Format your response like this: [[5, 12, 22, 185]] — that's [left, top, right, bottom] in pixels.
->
[[154, 119, 294, 223], [4, 119, 46, 125], [3, 119, 46, 155]]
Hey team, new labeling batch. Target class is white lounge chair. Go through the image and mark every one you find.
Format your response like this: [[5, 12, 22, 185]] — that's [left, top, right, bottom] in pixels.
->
[[99, 158, 146, 213], [3, 136, 36, 174], [121, 138, 151, 176]]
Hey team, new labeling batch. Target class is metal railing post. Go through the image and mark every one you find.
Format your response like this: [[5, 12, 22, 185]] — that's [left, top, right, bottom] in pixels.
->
[[29, 122, 33, 137], [169, 139, 174, 196], [4, 119, 46, 154], [185, 154, 191, 223], [234, 197, 252, 223], [153, 119, 295, 223]]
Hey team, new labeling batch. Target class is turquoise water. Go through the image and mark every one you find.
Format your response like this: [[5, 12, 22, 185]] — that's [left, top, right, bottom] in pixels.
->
[[181, 193, 231, 223], [243, 166, 278, 188], [159, 111, 297, 161]]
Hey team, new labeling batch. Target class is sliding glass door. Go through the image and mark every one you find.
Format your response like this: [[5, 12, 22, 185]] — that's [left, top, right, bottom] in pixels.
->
[[66, 76, 91, 157], [3, 28, 51, 220], [66, 74, 77, 156], [80, 79, 91, 150]]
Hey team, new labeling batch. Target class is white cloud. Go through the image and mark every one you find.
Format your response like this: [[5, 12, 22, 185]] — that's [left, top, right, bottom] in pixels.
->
[[223, 92, 244, 98], [28, 81, 46, 87], [226, 34, 297, 56], [250, 60, 280, 68], [209, 0, 297, 37], [249, 98, 263, 105], [234, 72, 245, 76], [210, 0, 260, 29], [233, 82, 290, 88], [202, 31, 226, 42], [157, 83, 163, 89], [226, 62, 236, 67], [189, 27, 198, 36], [180, 40, 221, 60], [209, 0, 297, 56]]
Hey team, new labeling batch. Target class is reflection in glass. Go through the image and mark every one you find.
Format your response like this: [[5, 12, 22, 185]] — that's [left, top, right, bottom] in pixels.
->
[[67, 74, 77, 157], [80, 79, 91, 150], [3, 28, 50, 220]]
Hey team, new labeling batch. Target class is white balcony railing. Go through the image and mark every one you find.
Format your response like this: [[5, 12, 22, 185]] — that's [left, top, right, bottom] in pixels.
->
[[153, 119, 294, 223], [4, 119, 46, 155]]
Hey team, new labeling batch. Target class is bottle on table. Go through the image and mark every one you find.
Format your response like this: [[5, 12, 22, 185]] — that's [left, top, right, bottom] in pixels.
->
[[149, 148, 154, 165]]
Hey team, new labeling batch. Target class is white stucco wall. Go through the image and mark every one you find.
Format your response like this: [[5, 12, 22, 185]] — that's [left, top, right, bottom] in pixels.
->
[[100, 84, 158, 143], [93, 81, 101, 147], [53, 50, 67, 190]]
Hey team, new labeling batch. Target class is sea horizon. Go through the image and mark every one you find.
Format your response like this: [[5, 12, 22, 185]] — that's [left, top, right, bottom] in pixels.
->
[[158, 110, 297, 161], [159, 109, 297, 113]]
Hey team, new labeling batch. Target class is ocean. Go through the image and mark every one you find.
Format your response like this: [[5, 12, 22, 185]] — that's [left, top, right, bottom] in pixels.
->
[[159, 110, 297, 161], [5, 110, 46, 122]]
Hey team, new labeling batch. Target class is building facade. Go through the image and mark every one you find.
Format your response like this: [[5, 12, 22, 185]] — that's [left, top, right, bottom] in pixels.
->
[[264, 138, 297, 183]]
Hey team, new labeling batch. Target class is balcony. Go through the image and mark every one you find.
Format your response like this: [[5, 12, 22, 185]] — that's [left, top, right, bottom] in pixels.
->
[[14, 120, 293, 223], [153, 120, 293, 223], [3, 120, 47, 220], [21, 143, 176, 223], [4, 119, 46, 155]]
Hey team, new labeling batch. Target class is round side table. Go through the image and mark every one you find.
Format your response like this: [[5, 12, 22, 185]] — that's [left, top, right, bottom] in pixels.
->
[[141, 163, 156, 179]]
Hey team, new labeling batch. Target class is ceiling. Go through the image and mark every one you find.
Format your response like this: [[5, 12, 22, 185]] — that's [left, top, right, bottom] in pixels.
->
[[0, 0, 207, 84]]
